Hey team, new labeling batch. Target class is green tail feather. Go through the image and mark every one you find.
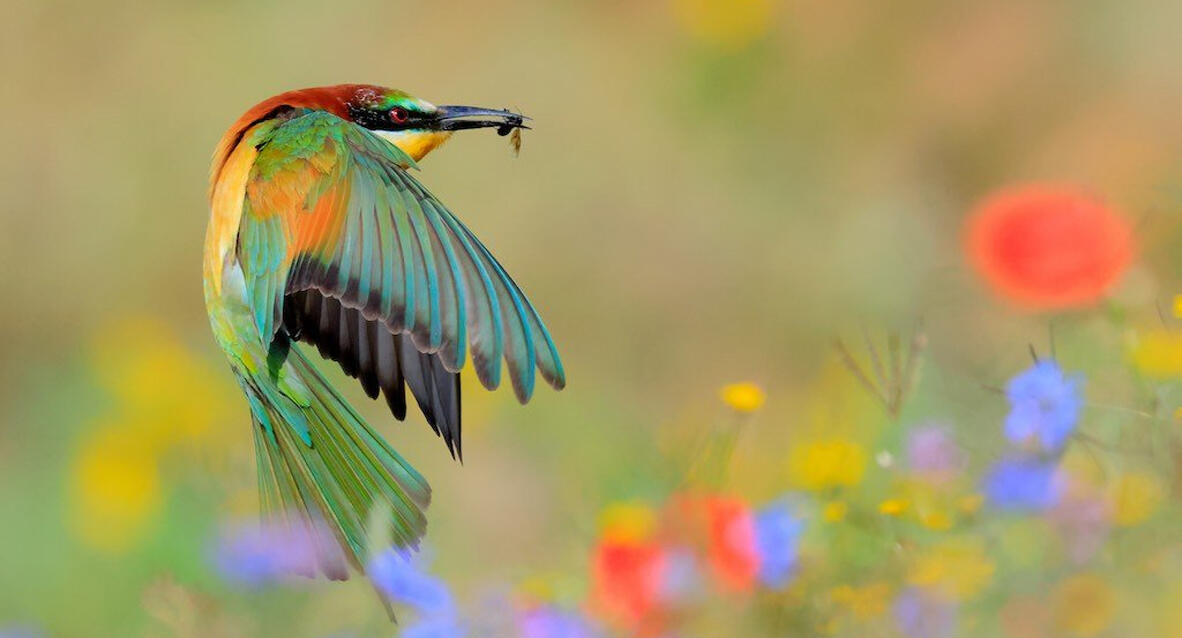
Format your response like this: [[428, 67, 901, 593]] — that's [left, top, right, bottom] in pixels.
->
[[246, 345, 431, 577]]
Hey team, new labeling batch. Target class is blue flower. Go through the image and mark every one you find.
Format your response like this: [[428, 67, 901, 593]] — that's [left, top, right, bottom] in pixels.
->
[[753, 498, 804, 588], [399, 617, 465, 638], [213, 518, 341, 587], [368, 548, 455, 617], [894, 587, 956, 638], [983, 456, 1061, 511], [1004, 360, 1083, 452], [518, 604, 600, 638]]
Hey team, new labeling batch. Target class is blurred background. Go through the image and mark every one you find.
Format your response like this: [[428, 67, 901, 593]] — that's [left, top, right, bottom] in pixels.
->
[[4, 0, 1182, 636]]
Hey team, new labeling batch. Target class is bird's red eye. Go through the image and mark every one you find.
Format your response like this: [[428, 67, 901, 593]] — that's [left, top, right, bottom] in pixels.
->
[[390, 107, 410, 124]]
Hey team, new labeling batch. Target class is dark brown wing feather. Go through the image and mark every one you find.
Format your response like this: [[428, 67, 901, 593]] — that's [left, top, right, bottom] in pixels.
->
[[283, 288, 463, 460]]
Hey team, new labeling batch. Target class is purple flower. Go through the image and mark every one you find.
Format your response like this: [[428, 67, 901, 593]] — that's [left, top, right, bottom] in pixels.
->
[[399, 617, 465, 638], [753, 499, 804, 588], [894, 588, 956, 638], [657, 547, 700, 604], [1004, 361, 1083, 453], [368, 548, 455, 617], [213, 518, 343, 587], [907, 425, 965, 482], [983, 457, 1061, 511], [518, 605, 600, 638], [1049, 481, 1111, 564]]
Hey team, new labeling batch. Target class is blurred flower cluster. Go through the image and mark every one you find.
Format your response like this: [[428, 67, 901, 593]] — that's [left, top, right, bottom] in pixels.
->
[[203, 345, 1176, 638], [69, 317, 235, 553]]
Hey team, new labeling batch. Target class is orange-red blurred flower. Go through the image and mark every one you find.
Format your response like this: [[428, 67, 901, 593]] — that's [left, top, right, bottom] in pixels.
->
[[590, 538, 668, 636], [704, 497, 758, 592], [964, 184, 1133, 310]]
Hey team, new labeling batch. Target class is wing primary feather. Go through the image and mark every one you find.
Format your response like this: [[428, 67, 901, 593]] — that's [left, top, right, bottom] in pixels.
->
[[419, 198, 467, 372], [391, 168, 443, 353], [397, 333, 437, 431], [386, 176, 419, 332], [428, 199, 505, 390], [339, 304, 358, 377], [356, 175, 378, 319], [452, 220, 536, 402], [318, 296, 340, 360], [356, 312, 379, 399], [427, 355, 460, 460], [379, 328, 408, 420]]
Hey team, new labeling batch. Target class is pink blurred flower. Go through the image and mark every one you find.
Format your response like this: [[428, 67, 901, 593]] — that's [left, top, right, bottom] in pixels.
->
[[518, 604, 600, 638], [1049, 479, 1111, 564], [894, 587, 957, 638], [907, 425, 966, 483]]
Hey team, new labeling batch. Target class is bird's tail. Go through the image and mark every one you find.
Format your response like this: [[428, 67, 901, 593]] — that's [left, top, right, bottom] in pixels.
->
[[244, 344, 430, 579]]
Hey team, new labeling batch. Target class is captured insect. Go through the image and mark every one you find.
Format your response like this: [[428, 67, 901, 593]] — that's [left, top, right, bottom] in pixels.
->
[[496, 111, 524, 156]]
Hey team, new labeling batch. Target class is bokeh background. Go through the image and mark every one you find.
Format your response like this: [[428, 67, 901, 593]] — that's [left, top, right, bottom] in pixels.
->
[[4, 0, 1182, 636]]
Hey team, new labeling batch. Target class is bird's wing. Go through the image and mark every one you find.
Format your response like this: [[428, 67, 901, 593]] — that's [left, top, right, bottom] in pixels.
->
[[236, 110, 564, 457]]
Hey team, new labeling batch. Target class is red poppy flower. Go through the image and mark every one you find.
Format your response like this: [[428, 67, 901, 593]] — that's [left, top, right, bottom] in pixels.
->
[[965, 184, 1134, 309], [589, 538, 668, 636], [704, 496, 758, 591]]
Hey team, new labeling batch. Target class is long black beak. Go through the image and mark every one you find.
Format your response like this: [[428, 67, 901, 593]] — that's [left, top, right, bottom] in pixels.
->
[[435, 105, 530, 135]]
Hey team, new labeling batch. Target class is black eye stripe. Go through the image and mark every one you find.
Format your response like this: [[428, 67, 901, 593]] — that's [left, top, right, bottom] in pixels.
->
[[347, 103, 426, 132]]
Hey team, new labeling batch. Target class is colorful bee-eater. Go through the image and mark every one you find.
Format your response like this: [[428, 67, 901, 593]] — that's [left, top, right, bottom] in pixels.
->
[[204, 84, 564, 580]]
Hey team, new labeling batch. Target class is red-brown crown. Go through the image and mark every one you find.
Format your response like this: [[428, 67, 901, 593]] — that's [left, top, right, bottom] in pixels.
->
[[210, 84, 387, 191]]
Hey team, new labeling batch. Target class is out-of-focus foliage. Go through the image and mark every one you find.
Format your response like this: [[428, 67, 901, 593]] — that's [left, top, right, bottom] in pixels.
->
[[4, 0, 1182, 636]]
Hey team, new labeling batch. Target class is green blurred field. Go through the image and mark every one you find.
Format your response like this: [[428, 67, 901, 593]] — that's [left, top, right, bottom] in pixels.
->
[[4, 1, 1182, 637]]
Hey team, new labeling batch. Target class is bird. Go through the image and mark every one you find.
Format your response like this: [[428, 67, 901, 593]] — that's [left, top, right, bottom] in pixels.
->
[[203, 84, 565, 582]]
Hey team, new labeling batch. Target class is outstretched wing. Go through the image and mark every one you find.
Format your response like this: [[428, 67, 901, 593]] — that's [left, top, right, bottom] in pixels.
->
[[236, 110, 564, 458]]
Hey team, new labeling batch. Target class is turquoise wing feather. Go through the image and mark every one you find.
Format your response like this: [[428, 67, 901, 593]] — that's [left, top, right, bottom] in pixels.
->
[[237, 110, 564, 426]]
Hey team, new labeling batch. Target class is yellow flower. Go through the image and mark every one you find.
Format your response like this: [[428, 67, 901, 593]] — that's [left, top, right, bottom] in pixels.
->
[[823, 500, 848, 523], [958, 493, 984, 514], [89, 316, 234, 449], [1173, 295, 1182, 319], [598, 501, 656, 543], [879, 498, 909, 516], [1110, 471, 1164, 527], [1052, 574, 1115, 636], [830, 582, 891, 620], [908, 537, 995, 601], [518, 573, 559, 601], [1130, 330, 1182, 378], [69, 423, 163, 553], [789, 438, 867, 491], [719, 382, 766, 413], [919, 510, 953, 531], [670, 0, 775, 50]]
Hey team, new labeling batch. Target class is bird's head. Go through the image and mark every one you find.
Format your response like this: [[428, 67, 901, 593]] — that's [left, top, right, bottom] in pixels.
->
[[337, 85, 528, 164], [213, 85, 528, 186]]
